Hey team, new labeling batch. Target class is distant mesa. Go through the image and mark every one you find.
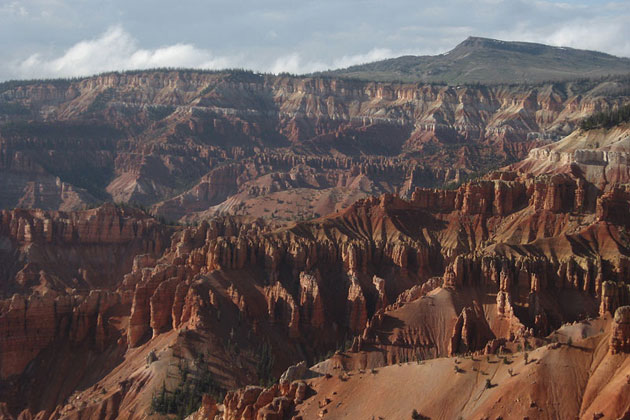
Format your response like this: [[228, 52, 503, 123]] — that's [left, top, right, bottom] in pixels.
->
[[319, 36, 630, 84]]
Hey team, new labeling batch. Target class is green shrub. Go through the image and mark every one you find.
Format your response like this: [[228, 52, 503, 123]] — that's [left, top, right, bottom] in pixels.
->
[[150, 355, 224, 419], [580, 104, 630, 130], [0, 102, 30, 116], [256, 341, 275, 387], [147, 105, 175, 121], [411, 409, 426, 419]]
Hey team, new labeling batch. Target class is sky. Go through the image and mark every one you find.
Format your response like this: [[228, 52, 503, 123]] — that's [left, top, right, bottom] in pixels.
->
[[1, 0, 629, 81]]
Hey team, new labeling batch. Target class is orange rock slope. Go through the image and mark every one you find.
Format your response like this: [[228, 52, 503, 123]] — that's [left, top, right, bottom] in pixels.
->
[[0, 153, 627, 418], [0, 106, 630, 418], [292, 313, 630, 420]]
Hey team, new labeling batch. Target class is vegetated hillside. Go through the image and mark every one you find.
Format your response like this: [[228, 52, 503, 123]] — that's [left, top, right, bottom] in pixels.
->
[[322, 36, 630, 84], [1, 69, 630, 227], [580, 103, 630, 130]]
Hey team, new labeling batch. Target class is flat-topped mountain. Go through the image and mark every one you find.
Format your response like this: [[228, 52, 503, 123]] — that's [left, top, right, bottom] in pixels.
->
[[321, 36, 630, 84]]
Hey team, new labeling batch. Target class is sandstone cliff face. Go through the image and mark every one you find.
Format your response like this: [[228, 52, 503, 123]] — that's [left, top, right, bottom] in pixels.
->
[[0, 204, 169, 296], [0, 203, 169, 404], [513, 123, 630, 188], [346, 275, 368, 333], [299, 272, 325, 329], [0, 290, 120, 379], [596, 187, 630, 226], [2, 71, 628, 223]]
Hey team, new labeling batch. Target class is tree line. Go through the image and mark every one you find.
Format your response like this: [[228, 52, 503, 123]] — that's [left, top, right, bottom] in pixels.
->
[[580, 104, 630, 130]]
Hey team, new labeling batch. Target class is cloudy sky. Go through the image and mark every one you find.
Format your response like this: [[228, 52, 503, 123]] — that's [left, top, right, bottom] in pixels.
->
[[2, 0, 629, 81]]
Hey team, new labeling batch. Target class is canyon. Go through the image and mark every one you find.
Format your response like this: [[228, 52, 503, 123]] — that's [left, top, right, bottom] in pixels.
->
[[0, 65, 629, 419], [0, 159, 629, 418], [2, 70, 629, 225]]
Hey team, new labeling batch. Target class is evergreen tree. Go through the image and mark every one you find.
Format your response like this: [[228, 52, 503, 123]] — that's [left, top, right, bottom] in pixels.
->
[[580, 104, 630, 130]]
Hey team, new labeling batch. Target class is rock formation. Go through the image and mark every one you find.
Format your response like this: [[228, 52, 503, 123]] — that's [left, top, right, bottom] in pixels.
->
[[223, 380, 309, 420], [611, 306, 630, 354], [449, 304, 494, 355], [0, 205, 169, 388], [0, 70, 629, 419], [2, 71, 628, 226]]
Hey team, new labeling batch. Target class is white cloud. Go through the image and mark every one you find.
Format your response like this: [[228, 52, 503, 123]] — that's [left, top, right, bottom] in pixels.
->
[[543, 19, 630, 57], [9, 25, 413, 79], [270, 53, 309, 74], [4, 1, 630, 81], [8, 26, 411, 79], [11, 26, 241, 79], [269, 48, 405, 75], [331, 48, 397, 69], [494, 15, 630, 58]]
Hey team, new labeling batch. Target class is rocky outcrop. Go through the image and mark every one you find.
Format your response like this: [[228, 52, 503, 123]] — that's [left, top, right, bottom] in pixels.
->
[[513, 124, 630, 194], [611, 306, 630, 354], [600, 281, 621, 316], [112, 170, 630, 361], [0, 204, 169, 296], [0, 203, 171, 389], [372, 276, 388, 312], [149, 278, 178, 338], [596, 187, 630, 226], [529, 174, 575, 213], [223, 381, 309, 420], [449, 303, 494, 356], [190, 394, 218, 420], [298, 273, 324, 329], [1, 144, 626, 390], [266, 282, 300, 338], [0, 290, 120, 379], [346, 275, 368, 333], [223, 385, 264, 420], [279, 361, 308, 385], [127, 264, 186, 347], [496, 266, 515, 318]]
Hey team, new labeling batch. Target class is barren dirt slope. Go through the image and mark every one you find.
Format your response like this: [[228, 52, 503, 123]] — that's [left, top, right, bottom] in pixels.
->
[[296, 320, 630, 420]]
